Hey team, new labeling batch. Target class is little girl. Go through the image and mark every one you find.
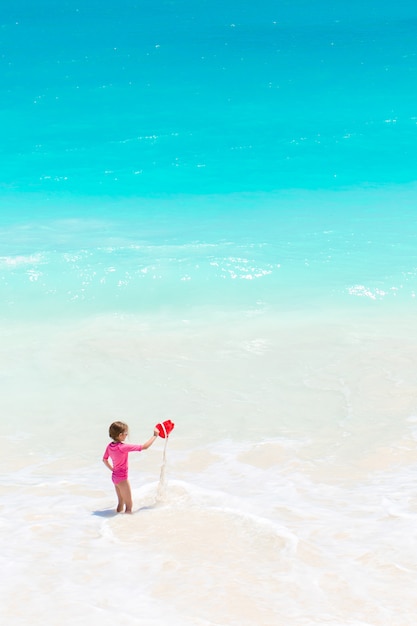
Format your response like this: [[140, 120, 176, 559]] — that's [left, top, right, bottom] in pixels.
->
[[103, 421, 159, 513]]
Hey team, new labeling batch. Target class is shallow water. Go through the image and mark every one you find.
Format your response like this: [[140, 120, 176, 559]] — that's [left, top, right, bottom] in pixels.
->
[[2, 188, 417, 625], [2, 298, 417, 624]]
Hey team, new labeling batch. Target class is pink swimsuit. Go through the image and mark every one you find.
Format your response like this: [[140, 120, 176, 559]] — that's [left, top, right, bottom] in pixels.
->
[[103, 441, 143, 484]]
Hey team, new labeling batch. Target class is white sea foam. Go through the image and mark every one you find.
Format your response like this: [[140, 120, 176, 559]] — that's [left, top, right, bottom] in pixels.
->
[[0, 253, 43, 267]]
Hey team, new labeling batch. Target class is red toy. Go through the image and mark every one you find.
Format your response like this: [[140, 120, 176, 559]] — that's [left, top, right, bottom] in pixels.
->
[[155, 420, 175, 438]]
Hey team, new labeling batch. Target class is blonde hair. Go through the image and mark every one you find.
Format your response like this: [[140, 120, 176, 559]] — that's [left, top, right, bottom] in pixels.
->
[[109, 421, 129, 442]]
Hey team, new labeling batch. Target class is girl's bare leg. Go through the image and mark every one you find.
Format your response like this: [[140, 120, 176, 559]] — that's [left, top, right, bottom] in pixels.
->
[[115, 483, 124, 512], [115, 480, 133, 513]]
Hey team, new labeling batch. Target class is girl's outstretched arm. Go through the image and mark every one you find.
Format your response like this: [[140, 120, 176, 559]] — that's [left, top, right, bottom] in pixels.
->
[[141, 429, 159, 450]]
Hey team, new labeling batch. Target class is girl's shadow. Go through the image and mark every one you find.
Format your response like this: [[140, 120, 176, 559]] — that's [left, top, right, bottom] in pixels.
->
[[92, 508, 118, 518]]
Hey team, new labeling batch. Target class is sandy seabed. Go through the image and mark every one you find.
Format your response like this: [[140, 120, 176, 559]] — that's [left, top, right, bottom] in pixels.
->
[[1, 306, 417, 625]]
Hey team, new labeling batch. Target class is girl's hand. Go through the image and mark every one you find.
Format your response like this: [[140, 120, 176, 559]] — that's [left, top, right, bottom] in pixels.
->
[[153, 428, 159, 437]]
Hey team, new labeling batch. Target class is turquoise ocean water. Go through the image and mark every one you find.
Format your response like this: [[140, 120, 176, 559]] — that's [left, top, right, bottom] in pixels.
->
[[2, 2, 417, 625], [2, 0, 417, 196], [1, 1, 417, 318]]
